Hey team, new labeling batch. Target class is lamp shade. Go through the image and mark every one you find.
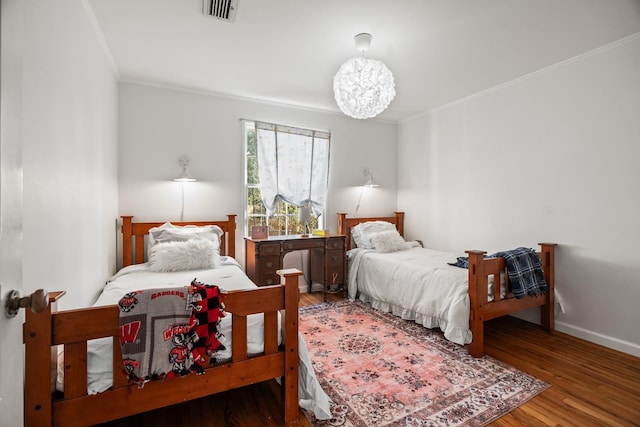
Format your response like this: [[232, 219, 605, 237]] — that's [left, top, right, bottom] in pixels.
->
[[174, 157, 196, 182], [364, 176, 379, 188], [333, 57, 396, 119], [363, 167, 379, 187], [298, 205, 311, 223], [174, 169, 196, 182]]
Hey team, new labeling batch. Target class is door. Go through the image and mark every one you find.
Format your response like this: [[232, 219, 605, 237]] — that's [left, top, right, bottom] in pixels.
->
[[0, 0, 25, 425]]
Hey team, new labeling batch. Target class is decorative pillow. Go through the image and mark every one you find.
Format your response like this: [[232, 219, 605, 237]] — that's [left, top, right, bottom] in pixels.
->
[[351, 221, 397, 249], [370, 230, 411, 253], [148, 239, 220, 272], [148, 222, 223, 257]]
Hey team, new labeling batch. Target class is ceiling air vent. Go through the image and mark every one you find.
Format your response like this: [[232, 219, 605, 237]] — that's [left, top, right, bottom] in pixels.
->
[[203, 0, 238, 22]]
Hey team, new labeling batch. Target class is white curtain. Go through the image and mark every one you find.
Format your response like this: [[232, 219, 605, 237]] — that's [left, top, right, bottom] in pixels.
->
[[255, 121, 330, 217]]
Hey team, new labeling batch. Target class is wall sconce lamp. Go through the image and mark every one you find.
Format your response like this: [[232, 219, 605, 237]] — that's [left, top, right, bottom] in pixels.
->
[[174, 156, 196, 221], [355, 168, 379, 215], [363, 167, 379, 187], [174, 156, 197, 182]]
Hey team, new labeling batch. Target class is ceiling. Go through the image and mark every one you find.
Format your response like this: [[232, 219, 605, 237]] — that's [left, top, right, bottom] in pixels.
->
[[87, 0, 640, 122]]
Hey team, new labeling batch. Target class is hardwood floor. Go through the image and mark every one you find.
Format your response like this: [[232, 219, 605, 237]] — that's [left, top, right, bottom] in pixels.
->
[[483, 315, 640, 426], [98, 292, 640, 426]]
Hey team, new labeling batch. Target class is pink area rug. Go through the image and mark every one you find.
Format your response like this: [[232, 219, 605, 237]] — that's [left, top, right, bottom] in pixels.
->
[[300, 300, 549, 426]]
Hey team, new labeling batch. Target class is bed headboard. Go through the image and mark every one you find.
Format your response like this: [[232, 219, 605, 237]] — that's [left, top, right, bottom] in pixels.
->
[[120, 215, 237, 267], [337, 212, 405, 251]]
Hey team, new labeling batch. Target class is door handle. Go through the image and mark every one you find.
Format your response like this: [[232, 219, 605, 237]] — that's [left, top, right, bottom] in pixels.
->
[[4, 289, 49, 318]]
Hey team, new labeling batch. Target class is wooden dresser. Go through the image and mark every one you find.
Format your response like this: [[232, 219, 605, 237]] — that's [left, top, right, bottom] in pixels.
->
[[245, 234, 346, 300]]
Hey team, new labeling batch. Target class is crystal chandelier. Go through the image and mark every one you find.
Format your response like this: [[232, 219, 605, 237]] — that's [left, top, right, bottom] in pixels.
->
[[333, 33, 396, 120]]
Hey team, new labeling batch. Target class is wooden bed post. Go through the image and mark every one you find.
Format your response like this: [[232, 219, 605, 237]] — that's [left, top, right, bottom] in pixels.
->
[[539, 243, 557, 333], [277, 268, 303, 426], [121, 216, 133, 267], [337, 213, 346, 236], [337, 213, 349, 250], [226, 214, 237, 257], [394, 212, 405, 236], [24, 291, 65, 427], [466, 250, 487, 358]]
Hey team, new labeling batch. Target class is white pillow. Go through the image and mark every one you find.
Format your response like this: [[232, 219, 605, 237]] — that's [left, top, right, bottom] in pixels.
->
[[370, 230, 411, 253], [351, 221, 397, 249], [148, 222, 223, 257], [148, 239, 220, 272]]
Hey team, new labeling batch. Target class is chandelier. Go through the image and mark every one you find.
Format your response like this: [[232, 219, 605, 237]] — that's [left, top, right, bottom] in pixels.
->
[[333, 33, 396, 120]]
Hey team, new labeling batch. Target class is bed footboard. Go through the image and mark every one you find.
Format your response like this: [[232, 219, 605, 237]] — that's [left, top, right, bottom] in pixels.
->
[[466, 243, 556, 357], [24, 270, 303, 427]]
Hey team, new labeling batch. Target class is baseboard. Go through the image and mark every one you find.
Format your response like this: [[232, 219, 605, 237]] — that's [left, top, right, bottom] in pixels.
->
[[511, 308, 640, 358], [555, 320, 640, 358]]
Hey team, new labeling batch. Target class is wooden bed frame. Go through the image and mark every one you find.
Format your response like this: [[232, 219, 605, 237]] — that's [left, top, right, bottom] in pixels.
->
[[24, 215, 303, 426], [337, 212, 556, 358]]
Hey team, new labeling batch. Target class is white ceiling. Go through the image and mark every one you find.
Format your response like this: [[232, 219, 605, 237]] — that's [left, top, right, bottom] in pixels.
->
[[87, 0, 640, 122]]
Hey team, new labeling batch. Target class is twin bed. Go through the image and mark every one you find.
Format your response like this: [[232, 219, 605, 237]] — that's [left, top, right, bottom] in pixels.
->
[[24, 215, 330, 426], [338, 212, 556, 358]]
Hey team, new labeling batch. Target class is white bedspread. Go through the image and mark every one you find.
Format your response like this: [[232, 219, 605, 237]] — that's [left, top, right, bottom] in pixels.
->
[[58, 257, 331, 420], [348, 247, 473, 345]]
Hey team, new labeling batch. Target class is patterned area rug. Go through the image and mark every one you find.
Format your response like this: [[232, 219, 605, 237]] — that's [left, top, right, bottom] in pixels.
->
[[300, 300, 549, 426]]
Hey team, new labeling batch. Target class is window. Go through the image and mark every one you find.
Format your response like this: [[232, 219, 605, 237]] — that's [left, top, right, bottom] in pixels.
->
[[243, 120, 330, 238]]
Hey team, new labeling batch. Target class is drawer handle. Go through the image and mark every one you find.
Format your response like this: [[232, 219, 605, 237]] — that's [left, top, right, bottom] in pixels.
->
[[266, 279, 273, 285], [266, 247, 274, 254], [316, 242, 323, 247], [266, 262, 273, 268], [331, 255, 338, 262]]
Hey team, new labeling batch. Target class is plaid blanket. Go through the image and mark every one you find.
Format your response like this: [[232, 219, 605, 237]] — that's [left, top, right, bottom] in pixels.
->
[[188, 280, 226, 366], [118, 280, 225, 387], [449, 247, 547, 298]]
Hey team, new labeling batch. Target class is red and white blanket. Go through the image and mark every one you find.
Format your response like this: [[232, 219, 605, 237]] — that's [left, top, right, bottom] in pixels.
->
[[118, 279, 225, 386]]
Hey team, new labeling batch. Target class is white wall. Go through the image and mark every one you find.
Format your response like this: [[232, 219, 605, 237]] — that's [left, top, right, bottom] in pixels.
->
[[22, 0, 119, 310], [398, 34, 640, 356], [118, 82, 397, 272]]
